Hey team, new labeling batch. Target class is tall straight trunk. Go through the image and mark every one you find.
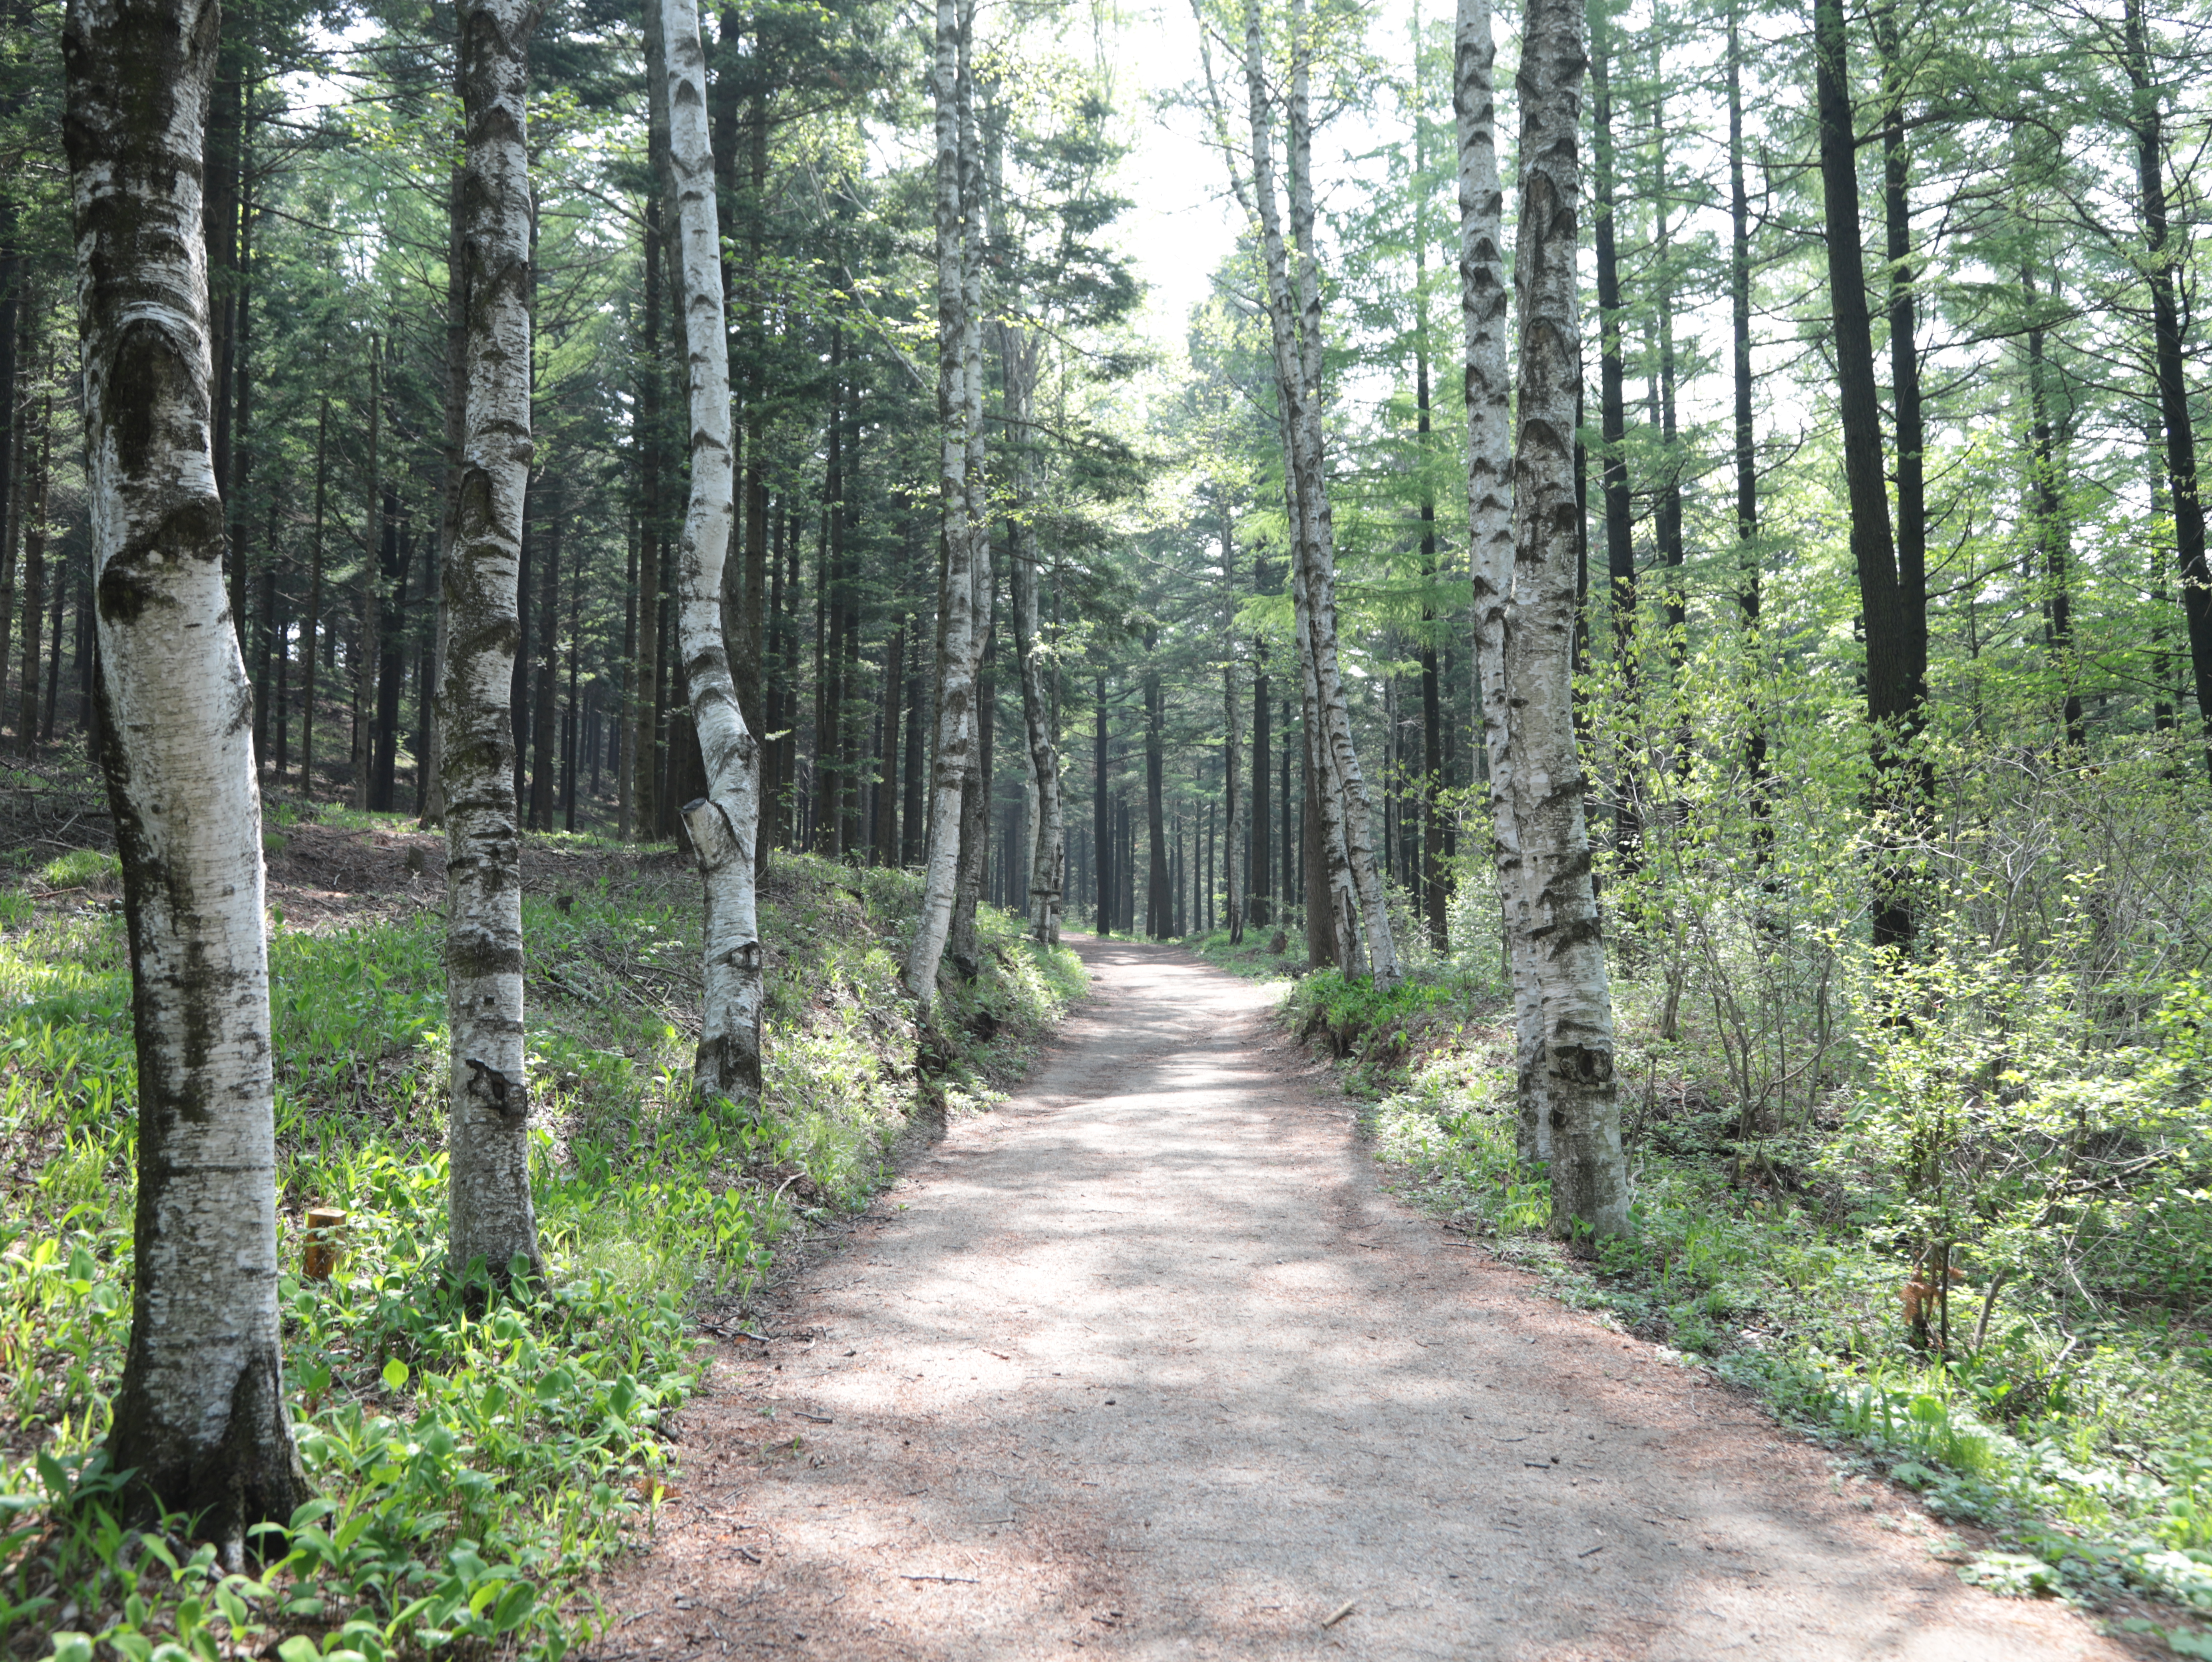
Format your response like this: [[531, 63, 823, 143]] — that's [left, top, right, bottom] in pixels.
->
[[945, 21, 993, 974], [1874, 4, 1928, 711], [350, 346, 380, 811], [1649, 41, 1684, 661], [660, 0, 766, 1096], [2125, 0, 2212, 763], [903, 638, 926, 865], [814, 331, 845, 853], [1727, 0, 1768, 854], [1006, 330, 1063, 941], [42, 525, 66, 743], [876, 615, 905, 866], [950, 623, 994, 972], [0, 303, 23, 723], [1815, 0, 1919, 950], [1415, 325, 1446, 950], [442, 0, 543, 1284], [302, 392, 326, 785], [372, 496, 406, 811], [2024, 270, 2083, 749], [66, 0, 310, 1537], [1588, 18, 1637, 864], [1144, 636, 1167, 938], [838, 419, 863, 857], [1457, 0, 1546, 1162], [227, 167, 255, 680], [529, 475, 559, 829], [1509, 0, 1628, 1238], [252, 495, 275, 763], [632, 192, 666, 841], [1283, 0, 1398, 984], [1094, 673, 1111, 935], [422, 159, 468, 830], [204, 45, 238, 606], [619, 511, 637, 834], [1238, 0, 1357, 974], [903, 0, 983, 999], [1219, 507, 1245, 944], [15, 399, 45, 753], [1249, 611, 1270, 928]]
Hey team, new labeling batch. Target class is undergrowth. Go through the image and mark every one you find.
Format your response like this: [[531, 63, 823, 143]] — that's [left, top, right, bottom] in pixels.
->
[[0, 825, 1080, 1661], [1230, 941, 2212, 1649]]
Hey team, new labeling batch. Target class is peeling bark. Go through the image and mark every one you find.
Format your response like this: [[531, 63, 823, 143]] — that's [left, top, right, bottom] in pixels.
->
[[441, 0, 543, 1284], [65, 0, 310, 1540]]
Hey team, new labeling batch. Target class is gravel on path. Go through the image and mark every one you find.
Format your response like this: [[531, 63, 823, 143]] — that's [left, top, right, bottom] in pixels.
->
[[593, 935, 2125, 1661]]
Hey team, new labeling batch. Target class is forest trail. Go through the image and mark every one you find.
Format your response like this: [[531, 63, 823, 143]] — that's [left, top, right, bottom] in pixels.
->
[[597, 939, 2123, 1662]]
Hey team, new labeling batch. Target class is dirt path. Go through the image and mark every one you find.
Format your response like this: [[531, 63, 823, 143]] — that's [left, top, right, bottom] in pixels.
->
[[597, 937, 2124, 1661]]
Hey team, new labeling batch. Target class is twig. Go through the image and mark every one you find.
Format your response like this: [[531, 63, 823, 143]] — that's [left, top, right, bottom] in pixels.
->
[[1320, 1600, 1357, 1628], [898, 1573, 979, 1584]]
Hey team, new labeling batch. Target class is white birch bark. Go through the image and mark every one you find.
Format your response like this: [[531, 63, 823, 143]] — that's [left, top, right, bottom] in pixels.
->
[[1005, 326, 1063, 944], [661, 0, 764, 1097], [441, 0, 543, 1282], [1508, 0, 1630, 1239], [1455, 0, 1548, 1163], [65, 0, 309, 1540], [901, 0, 978, 1000], [947, 8, 994, 979], [1237, 0, 1362, 975], [1283, 0, 1401, 988]]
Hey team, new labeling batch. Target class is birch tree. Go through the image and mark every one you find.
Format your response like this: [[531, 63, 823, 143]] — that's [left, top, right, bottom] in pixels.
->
[[902, 0, 982, 1000], [1219, 504, 1246, 944], [65, 0, 310, 1540], [661, 0, 765, 1095], [440, 0, 543, 1284], [1455, 0, 1546, 1163], [1506, 0, 1629, 1238], [1005, 325, 1064, 944]]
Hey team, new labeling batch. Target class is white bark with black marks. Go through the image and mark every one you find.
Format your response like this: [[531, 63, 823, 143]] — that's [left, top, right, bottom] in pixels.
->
[[660, 0, 764, 1098], [1507, 0, 1629, 1239], [441, 0, 543, 1283], [1455, 0, 1546, 1162], [1005, 327, 1062, 944], [65, 0, 310, 1542], [903, 0, 979, 1001]]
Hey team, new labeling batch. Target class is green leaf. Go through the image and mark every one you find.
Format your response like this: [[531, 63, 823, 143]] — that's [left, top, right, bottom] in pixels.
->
[[491, 1581, 536, 1634], [48, 1636, 93, 1662], [277, 1636, 321, 1662], [382, 1358, 410, 1393]]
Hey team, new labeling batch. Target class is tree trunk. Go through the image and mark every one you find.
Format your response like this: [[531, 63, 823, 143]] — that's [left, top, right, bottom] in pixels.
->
[[2024, 268, 2083, 750], [441, 0, 543, 1285], [1220, 507, 1245, 944], [1815, 0, 1920, 949], [632, 192, 666, 841], [350, 345, 380, 812], [2124, 0, 2212, 765], [1727, 0, 1768, 858], [1095, 674, 1111, 936], [1456, 0, 1546, 1163], [1145, 634, 1168, 938], [66, 0, 310, 1541], [529, 473, 560, 829], [1589, 19, 1637, 868], [302, 392, 326, 787], [15, 398, 44, 754], [1508, 0, 1628, 1239], [1006, 330, 1063, 941], [902, 0, 982, 1000], [1248, 608, 1270, 928], [661, 0, 765, 1098]]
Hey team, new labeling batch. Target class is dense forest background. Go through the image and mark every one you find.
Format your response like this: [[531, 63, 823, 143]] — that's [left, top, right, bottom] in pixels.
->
[[10, 0, 2212, 1646]]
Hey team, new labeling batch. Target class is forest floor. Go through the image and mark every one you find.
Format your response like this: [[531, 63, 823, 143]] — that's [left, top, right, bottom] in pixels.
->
[[589, 936, 2131, 1661]]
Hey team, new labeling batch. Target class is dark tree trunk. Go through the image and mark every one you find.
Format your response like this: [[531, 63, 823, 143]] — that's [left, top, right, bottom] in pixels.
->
[[1249, 631, 1271, 928], [530, 477, 560, 831], [633, 195, 665, 841], [1728, 0, 1769, 858], [15, 400, 46, 753], [1145, 642, 1168, 938], [302, 394, 326, 787], [371, 494, 406, 813], [1094, 674, 1111, 936], [1815, 0, 1921, 950], [2126, 0, 2212, 765]]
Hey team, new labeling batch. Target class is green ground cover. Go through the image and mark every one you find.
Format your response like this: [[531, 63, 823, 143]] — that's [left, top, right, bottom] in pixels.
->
[[0, 823, 1080, 1661]]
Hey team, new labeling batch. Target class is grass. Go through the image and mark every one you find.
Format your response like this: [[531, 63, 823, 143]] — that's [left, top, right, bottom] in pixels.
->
[[0, 838, 1081, 1661], [1210, 942, 2212, 1648]]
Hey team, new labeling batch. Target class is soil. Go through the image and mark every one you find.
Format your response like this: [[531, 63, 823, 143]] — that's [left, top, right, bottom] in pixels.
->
[[601, 938, 2132, 1658]]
